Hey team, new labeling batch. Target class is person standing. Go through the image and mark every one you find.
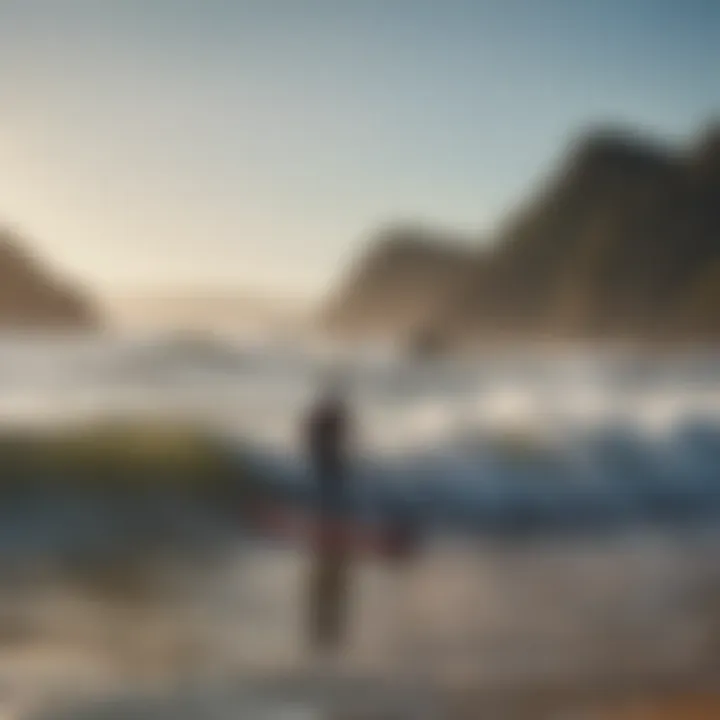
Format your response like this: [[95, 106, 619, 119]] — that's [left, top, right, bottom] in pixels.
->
[[304, 380, 352, 653]]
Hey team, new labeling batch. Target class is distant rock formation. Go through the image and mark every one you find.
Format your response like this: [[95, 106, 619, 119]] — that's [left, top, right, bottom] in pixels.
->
[[321, 123, 720, 345], [0, 228, 99, 330], [321, 224, 475, 343]]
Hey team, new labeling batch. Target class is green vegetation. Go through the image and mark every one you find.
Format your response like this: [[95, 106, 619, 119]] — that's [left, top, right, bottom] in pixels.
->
[[0, 419, 255, 498], [0, 420, 269, 600]]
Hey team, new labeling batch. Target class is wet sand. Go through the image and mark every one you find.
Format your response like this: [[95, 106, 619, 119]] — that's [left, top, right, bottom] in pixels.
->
[[0, 523, 716, 719]]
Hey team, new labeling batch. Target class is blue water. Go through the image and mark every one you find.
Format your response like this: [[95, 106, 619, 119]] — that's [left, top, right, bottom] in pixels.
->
[[0, 336, 719, 537]]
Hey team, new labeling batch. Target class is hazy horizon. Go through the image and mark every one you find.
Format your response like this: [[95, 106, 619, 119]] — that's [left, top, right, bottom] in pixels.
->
[[1, 0, 719, 304]]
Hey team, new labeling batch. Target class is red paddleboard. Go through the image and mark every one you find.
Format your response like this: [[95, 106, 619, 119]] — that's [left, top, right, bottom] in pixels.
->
[[249, 501, 420, 561]]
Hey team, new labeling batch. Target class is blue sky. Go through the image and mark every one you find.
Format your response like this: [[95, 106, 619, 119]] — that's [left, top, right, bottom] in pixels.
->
[[0, 0, 717, 299]]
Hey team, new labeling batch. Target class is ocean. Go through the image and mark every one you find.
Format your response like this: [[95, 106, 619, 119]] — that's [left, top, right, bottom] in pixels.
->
[[0, 335, 718, 718]]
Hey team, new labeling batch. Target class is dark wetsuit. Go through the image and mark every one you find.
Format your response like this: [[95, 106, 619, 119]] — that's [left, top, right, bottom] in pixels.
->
[[307, 398, 348, 514], [305, 395, 350, 652]]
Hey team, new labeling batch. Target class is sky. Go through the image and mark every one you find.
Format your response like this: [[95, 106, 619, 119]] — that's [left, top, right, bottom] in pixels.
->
[[0, 0, 718, 301]]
